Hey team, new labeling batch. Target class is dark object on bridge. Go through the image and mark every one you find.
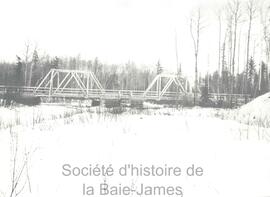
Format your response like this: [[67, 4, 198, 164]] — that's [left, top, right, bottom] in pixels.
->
[[3, 93, 41, 106], [91, 99, 100, 107]]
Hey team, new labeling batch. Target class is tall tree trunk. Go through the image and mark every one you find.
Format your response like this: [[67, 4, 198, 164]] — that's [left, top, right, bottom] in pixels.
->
[[28, 63, 33, 87], [218, 14, 222, 94], [231, 15, 238, 94], [24, 43, 30, 86], [190, 8, 201, 105], [246, 0, 256, 94]]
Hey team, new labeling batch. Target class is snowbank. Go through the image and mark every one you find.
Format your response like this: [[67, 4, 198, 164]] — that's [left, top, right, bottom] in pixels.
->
[[238, 92, 270, 127]]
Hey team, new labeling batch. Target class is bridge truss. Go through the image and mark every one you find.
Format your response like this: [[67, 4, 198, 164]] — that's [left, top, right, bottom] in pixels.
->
[[143, 74, 187, 100], [34, 69, 104, 99], [17, 69, 188, 100], [33, 69, 189, 100]]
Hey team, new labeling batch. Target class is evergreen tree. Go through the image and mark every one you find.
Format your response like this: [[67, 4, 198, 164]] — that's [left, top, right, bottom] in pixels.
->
[[156, 60, 163, 75], [259, 61, 268, 95], [52, 56, 59, 69], [247, 56, 256, 94], [15, 55, 22, 86], [28, 49, 39, 86]]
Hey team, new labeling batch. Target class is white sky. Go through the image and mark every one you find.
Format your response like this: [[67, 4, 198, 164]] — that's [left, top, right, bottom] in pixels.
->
[[0, 0, 251, 75]]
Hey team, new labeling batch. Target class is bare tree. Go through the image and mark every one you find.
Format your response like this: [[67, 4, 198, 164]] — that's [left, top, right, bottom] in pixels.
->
[[221, 33, 227, 93], [9, 129, 35, 197], [28, 47, 39, 87], [217, 11, 222, 94], [23, 42, 31, 86], [226, 14, 233, 75], [190, 7, 203, 105], [227, 0, 241, 94], [260, 1, 270, 91], [174, 30, 181, 76], [245, 0, 257, 94]]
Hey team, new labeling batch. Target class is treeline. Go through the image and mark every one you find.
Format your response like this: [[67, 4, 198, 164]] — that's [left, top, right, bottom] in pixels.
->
[[204, 56, 269, 98], [0, 51, 269, 98], [0, 53, 157, 91]]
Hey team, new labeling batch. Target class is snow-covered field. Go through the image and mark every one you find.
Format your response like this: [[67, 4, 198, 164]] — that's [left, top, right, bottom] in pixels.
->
[[0, 102, 270, 197]]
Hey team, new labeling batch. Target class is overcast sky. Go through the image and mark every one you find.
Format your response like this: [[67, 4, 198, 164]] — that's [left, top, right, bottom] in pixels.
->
[[0, 0, 235, 75]]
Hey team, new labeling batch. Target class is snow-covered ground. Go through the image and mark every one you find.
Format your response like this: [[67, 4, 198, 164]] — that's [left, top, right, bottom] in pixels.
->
[[237, 92, 270, 127], [0, 103, 270, 197]]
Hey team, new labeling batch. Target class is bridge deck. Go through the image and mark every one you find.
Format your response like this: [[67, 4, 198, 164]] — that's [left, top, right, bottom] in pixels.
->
[[0, 85, 251, 104], [0, 85, 185, 101]]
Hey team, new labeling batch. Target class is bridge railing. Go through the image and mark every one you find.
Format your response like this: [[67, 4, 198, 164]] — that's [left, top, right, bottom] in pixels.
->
[[0, 85, 36, 93], [208, 93, 250, 97], [0, 85, 187, 100]]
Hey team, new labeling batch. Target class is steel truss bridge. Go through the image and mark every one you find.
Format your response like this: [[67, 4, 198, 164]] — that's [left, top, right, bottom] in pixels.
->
[[0, 69, 250, 103]]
